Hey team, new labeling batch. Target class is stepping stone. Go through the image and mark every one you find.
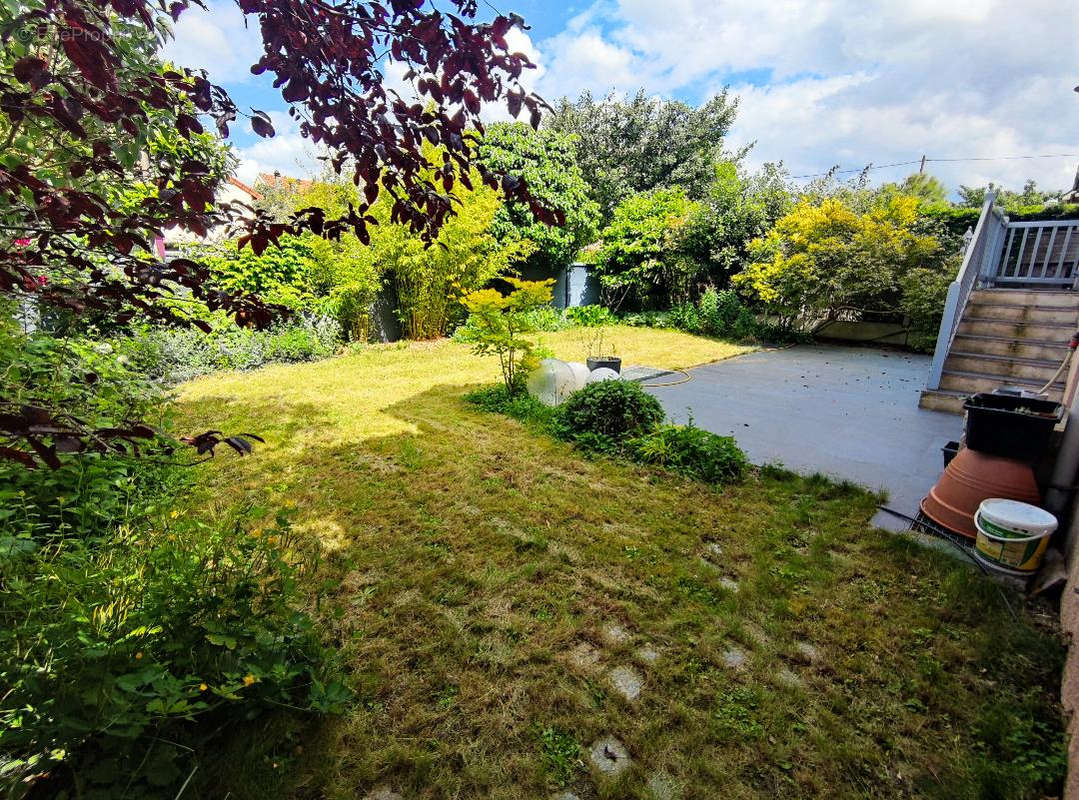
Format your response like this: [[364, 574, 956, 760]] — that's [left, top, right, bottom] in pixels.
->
[[588, 736, 632, 778], [362, 788, 402, 800], [719, 577, 739, 593], [776, 667, 803, 688], [608, 665, 643, 701], [722, 646, 748, 669], [702, 541, 723, 560], [635, 645, 660, 665], [646, 771, 679, 800], [551, 793, 581, 800], [600, 623, 632, 647], [794, 641, 820, 664], [566, 641, 601, 671]]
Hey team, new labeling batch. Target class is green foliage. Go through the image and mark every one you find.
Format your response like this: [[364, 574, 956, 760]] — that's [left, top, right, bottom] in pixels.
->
[[899, 267, 953, 352], [200, 234, 322, 310], [595, 187, 702, 310], [546, 89, 738, 219], [537, 726, 581, 787], [553, 379, 664, 448], [120, 314, 341, 384], [925, 202, 1079, 238], [882, 172, 949, 206], [477, 122, 599, 271], [958, 179, 1062, 211], [0, 325, 345, 798], [0, 508, 348, 798], [736, 194, 952, 332], [629, 422, 748, 484], [697, 288, 759, 340], [458, 278, 555, 393], [563, 304, 614, 327], [685, 160, 792, 286], [464, 383, 554, 427]]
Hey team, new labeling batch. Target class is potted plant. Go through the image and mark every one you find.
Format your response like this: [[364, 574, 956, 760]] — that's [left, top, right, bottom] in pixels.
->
[[583, 327, 620, 373]]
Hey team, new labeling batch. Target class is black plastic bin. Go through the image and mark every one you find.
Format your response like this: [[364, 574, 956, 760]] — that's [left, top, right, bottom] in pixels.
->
[[963, 393, 1063, 462], [942, 440, 960, 468]]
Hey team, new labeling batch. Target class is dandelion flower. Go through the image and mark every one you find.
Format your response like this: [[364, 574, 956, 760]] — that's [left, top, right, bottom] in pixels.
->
[[251, 528, 263, 538], [199, 683, 208, 692], [170, 510, 180, 519], [135, 652, 143, 660], [243, 674, 256, 686]]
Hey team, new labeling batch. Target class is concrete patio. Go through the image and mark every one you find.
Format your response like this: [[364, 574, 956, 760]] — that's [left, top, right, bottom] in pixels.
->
[[643, 345, 961, 531]]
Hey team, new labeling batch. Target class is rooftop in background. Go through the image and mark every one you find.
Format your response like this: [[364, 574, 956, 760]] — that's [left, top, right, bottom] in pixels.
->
[[256, 171, 314, 193]]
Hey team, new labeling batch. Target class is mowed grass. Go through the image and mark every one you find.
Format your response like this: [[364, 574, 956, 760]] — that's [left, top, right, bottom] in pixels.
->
[[178, 329, 1065, 800]]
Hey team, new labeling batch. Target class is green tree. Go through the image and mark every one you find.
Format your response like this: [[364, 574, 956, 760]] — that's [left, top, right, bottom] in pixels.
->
[[459, 278, 554, 392], [888, 173, 949, 206], [594, 188, 702, 310], [545, 90, 738, 220], [477, 122, 599, 271], [958, 179, 1062, 210], [358, 146, 534, 339], [685, 160, 791, 288], [735, 194, 949, 332]]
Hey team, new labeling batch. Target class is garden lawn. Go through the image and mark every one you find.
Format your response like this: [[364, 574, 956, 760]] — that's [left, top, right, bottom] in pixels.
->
[[178, 328, 1064, 800]]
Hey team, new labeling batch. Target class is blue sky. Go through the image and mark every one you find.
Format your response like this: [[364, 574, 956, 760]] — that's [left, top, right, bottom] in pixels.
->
[[164, 1, 1079, 194]]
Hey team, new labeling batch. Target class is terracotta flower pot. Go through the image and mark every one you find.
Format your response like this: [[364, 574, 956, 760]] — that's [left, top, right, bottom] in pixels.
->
[[920, 447, 1040, 539]]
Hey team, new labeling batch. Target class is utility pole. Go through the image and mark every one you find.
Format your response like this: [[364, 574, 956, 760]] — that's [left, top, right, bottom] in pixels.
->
[[919, 154, 927, 174]]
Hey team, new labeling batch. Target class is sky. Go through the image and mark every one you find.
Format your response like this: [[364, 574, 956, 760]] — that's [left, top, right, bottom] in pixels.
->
[[163, 0, 1079, 196]]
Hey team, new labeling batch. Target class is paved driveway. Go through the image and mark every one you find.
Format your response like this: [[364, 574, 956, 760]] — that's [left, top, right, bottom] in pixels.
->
[[643, 345, 961, 531]]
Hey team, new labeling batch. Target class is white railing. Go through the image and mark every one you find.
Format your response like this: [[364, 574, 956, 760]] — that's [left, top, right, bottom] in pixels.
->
[[927, 192, 1006, 390], [992, 219, 1079, 287]]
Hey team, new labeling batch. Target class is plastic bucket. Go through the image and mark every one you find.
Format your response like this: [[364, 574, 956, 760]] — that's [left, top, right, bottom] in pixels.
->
[[973, 498, 1056, 575]]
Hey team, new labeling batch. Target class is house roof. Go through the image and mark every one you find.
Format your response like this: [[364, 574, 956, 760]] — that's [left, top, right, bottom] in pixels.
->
[[257, 172, 314, 193], [227, 176, 261, 200]]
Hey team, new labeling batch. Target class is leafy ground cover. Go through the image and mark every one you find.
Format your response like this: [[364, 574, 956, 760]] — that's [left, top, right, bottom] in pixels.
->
[[178, 329, 1065, 799]]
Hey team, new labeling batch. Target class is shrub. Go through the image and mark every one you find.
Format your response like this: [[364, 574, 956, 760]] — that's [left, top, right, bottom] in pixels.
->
[[698, 288, 758, 340], [458, 278, 555, 394], [564, 304, 614, 327], [122, 313, 341, 384], [629, 422, 748, 484], [554, 380, 664, 447], [594, 187, 702, 310], [735, 194, 947, 333], [0, 508, 348, 798]]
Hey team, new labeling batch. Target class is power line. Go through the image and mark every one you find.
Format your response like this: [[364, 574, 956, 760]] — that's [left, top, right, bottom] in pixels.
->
[[790, 153, 1079, 180]]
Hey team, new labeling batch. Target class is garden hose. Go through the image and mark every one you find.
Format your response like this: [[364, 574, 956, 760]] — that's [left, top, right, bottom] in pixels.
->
[[638, 368, 693, 388], [1036, 331, 1079, 396]]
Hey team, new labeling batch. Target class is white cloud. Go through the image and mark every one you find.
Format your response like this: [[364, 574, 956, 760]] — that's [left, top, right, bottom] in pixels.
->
[[532, 0, 1079, 193], [161, 1, 263, 84], [232, 112, 325, 184]]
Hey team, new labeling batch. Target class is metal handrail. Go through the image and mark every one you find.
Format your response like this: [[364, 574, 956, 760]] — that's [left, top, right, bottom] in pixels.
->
[[926, 192, 1002, 390]]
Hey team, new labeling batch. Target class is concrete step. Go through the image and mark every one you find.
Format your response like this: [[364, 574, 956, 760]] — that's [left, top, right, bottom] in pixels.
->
[[918, 389, 968, 414], [950, 333, 1071, 360], [957, 317, 1076, 340], [943, 351, 1066, 382], [939, 368, 1065, 397], [962, 302, 1079, 324], [971, 288, 1079, 310]]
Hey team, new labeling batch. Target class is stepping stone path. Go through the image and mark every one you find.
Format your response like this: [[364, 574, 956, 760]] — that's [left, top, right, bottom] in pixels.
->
[[362, 788, 403, 800], [719, 577, 739, 593], [722, 645, 748, 669], [600, 623, 632, 647], [608, 664, 643, 701], [589, 736, 632, 778], [776, 666, 803, 688], [646, 771, 679, 800], [635, 645, 660, 665], [567, 641, 601, 672], [550, 793, 581, 800], [794, 641, 820, 664]]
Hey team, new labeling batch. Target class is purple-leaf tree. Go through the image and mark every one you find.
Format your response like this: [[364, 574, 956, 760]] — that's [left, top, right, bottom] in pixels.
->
[[0, 0, 555, 467]]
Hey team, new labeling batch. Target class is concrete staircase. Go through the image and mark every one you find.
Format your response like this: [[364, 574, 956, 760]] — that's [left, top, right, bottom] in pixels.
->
[[919, 288, 1079, 413]]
